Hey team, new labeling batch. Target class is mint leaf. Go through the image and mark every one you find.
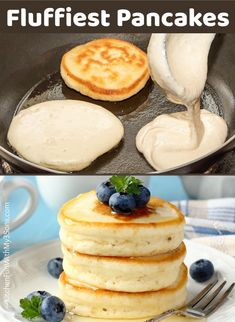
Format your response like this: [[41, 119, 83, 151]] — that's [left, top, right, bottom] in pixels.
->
[[20, 296, 42, 320], [110, 176, 126, 192], [110, 176, 142, 195], [125, 176, 142, 194]]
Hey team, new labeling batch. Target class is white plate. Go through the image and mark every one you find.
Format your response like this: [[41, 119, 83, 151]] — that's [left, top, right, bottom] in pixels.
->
[[0, 240, 235, 322]]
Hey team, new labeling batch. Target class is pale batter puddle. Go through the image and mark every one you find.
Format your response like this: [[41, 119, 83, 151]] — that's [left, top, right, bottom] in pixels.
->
[[137, 33, 228, 171], [7, 100, 124, 172]]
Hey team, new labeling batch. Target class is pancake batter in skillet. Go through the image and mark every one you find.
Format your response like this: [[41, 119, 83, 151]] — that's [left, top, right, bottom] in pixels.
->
[[7, 100, 124, 172], [136, 34, 228, 171]]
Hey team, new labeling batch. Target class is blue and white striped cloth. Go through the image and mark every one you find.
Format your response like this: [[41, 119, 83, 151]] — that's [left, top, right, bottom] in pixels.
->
[[173, 198, 235, 239]]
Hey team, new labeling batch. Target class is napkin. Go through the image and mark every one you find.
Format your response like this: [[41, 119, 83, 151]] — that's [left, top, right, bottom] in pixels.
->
[[193, 235, 235, 257], [173, 198, 235, 239]]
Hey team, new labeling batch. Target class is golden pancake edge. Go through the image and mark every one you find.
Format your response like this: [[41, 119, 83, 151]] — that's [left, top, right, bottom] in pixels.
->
[[61, 38, 150, 101]]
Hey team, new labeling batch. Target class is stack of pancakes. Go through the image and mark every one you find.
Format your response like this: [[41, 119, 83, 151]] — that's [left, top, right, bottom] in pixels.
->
[[58, 191, 187, 319]]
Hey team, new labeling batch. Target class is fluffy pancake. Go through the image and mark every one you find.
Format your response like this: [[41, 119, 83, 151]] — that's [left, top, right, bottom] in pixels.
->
[[59, 264, 187, 319], [61, 38, 150, 101], [62, 242, 186, 292], [58, 190, 185, 257], [7, 100, 124, 172]]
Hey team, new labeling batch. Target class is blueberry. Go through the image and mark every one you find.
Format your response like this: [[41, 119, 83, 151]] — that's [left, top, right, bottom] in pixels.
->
[[96, 181, 116, 204], [40, 296, 66, 322], [134, 186, 151, 207], [27, 290, 51, 301], [190, 259, 215, 283], [109, 192, 136, 214], [47, 258, 63, 279]]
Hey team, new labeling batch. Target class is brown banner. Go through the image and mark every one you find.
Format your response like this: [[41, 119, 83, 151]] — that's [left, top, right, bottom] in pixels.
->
[[0, 1, 235, 33]]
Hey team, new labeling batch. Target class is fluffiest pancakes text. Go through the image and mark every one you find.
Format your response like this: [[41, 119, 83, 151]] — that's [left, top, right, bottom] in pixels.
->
[[7, 8, 229, 28]]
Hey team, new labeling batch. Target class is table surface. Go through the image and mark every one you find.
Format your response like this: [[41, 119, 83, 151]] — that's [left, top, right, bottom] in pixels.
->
[[0, 176, 188, 257]]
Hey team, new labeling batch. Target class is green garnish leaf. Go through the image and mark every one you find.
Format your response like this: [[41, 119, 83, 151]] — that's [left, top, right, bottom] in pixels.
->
[[20, 296, 42, 320], [110, 176, 142, 195]]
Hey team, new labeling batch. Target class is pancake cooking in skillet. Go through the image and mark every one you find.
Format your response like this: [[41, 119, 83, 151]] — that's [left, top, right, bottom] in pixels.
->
[[7, 100, 124, 172], [60, 38, 150, 101]]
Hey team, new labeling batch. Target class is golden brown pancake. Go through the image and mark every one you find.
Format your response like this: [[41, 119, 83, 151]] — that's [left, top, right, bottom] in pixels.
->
[[58, 190, 185, 257], [61, 38, 150, 101], [62, 242, 186, 292], [59, 264, 187, 319]]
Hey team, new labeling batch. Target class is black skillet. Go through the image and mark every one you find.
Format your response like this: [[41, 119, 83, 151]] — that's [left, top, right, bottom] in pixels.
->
[[0, 33, 234, 174]]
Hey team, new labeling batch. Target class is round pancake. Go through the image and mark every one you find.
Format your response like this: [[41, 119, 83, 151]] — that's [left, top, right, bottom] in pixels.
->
[[61, 38, 150, 101], [7, 100, 124, 172], [58, 190, 185, 257], [62, 242, 186, 292], [58, 264, 187, 319]]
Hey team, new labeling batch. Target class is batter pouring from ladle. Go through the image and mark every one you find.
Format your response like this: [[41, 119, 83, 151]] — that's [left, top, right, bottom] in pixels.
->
[[136, 33, 228, 171]]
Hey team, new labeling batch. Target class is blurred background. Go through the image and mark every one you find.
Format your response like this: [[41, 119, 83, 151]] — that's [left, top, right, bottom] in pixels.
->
[[1, 175, 235, 259]]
